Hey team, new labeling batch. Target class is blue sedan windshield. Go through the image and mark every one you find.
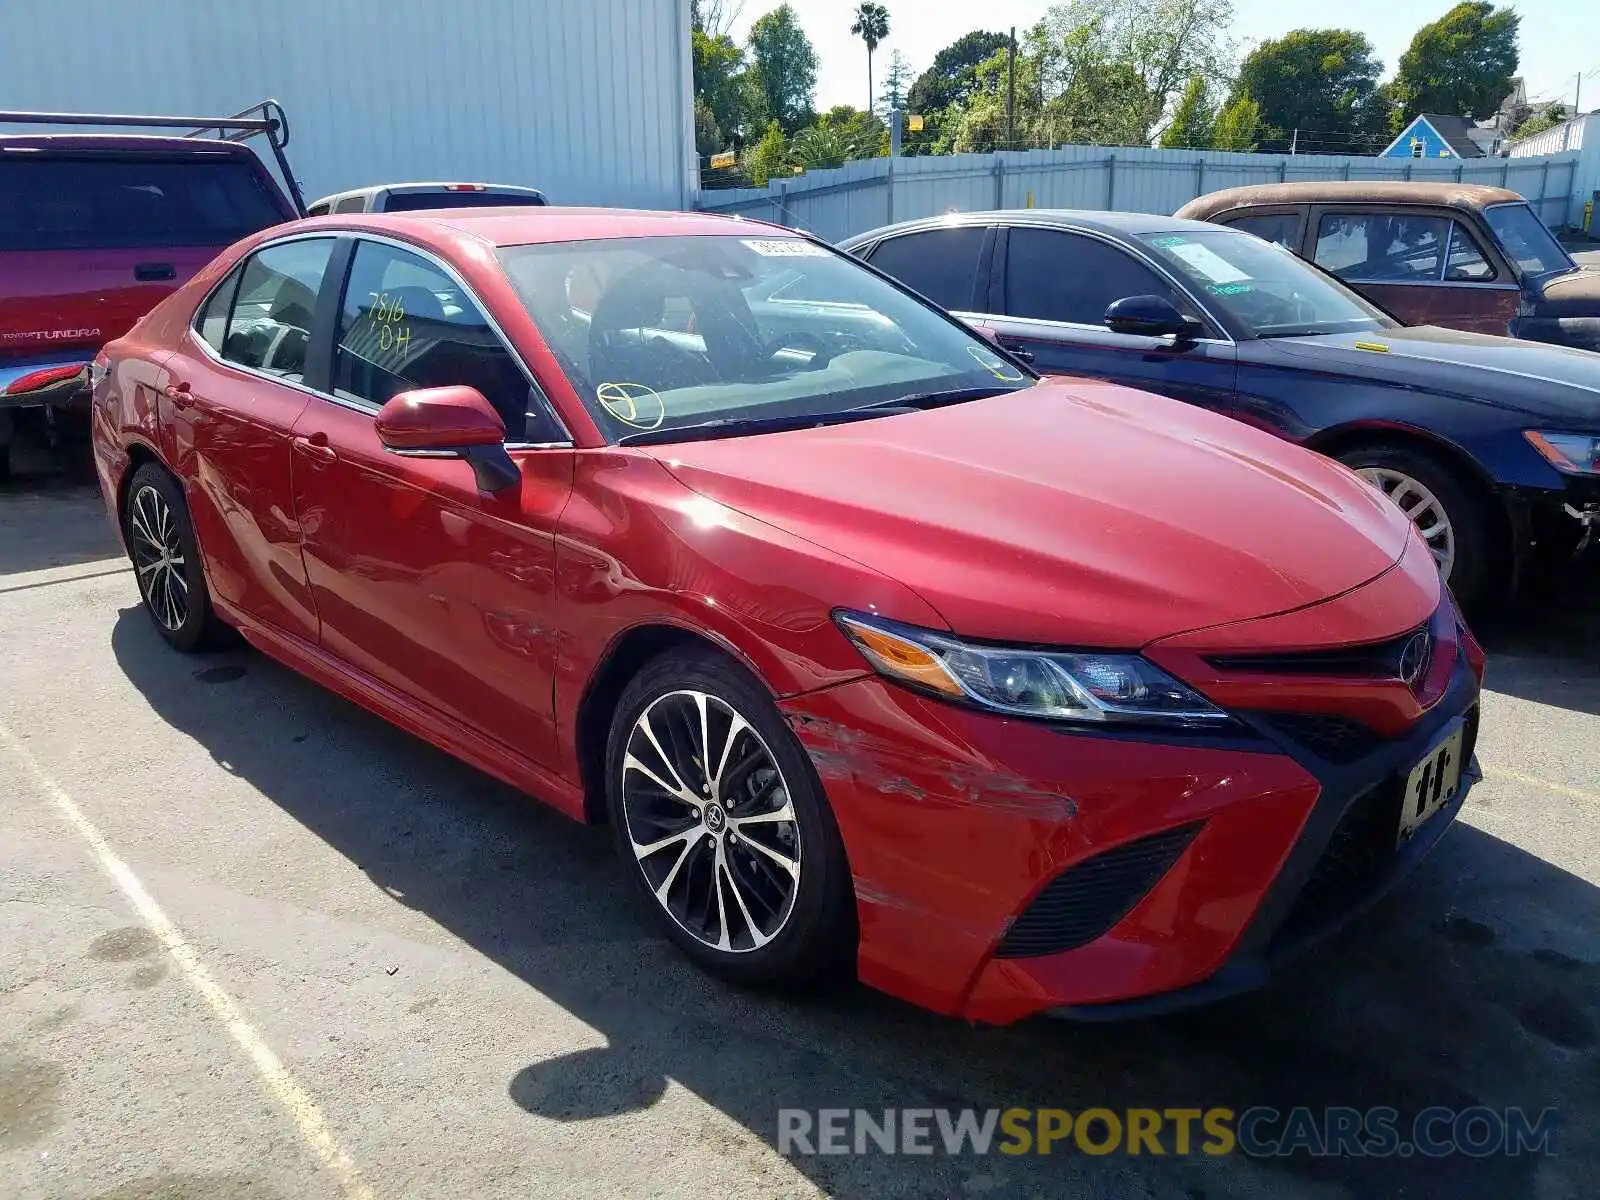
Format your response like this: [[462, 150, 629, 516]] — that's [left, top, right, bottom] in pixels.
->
[[1140, 229, 1396, 339]]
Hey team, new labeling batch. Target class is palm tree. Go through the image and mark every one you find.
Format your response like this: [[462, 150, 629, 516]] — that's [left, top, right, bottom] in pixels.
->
[[850, 3, 890, 114]]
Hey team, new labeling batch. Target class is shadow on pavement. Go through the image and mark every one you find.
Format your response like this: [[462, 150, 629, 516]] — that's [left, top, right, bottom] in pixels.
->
[[0, 437, 117, 577], [1475, 555, 1600, 716], [111, 608, 1597, 1199]]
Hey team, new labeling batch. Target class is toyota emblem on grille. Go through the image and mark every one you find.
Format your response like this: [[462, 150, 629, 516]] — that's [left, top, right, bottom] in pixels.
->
[[1399, 631, 1431, 687]]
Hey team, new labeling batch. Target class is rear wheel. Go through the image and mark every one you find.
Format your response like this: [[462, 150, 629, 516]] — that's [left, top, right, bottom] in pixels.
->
[[1337, 443, 1498, 614], [122, 463, 223, 651], [605, 648, 856, 987]]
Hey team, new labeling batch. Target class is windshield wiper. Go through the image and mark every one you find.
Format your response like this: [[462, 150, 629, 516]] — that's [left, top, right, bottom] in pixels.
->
[[615, 385, 1020, 447]]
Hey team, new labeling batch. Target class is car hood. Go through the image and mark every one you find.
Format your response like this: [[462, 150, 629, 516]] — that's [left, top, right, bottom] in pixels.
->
[[1265, 325, 1600, 425], [1536, 267, 1600, 317], [645, 380, 1414, 647]]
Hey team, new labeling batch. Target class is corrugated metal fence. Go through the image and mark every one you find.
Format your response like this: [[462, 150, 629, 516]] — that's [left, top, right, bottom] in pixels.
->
[[698, 144, 1583, 242]]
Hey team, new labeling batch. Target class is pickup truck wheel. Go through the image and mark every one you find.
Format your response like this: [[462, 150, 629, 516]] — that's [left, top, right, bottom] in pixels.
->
[[123, 463, 222, 652], [605, 648, 857, 988], [1337, 444, 1497, 614]]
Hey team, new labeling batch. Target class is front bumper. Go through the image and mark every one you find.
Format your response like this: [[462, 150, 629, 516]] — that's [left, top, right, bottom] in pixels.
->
[[780, 603, 1482, 1025]]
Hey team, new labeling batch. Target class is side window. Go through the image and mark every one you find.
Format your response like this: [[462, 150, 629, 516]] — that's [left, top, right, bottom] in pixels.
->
[[1313, 212, 1450, 282], [865, 227, 987, 311], [1224, 211, 1302, 249], [333, 240, 560, 442], [1005, 227, 1186, 326], [193, 265, 243, 352], [334, 195, 370, 214], [221, 238, 335, 383], [306, 201, 331, 218], [1444, 222, 1496, 282]]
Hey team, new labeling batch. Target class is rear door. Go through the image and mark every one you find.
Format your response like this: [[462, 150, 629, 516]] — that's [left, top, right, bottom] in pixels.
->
[[159, 235, 338, 645], [858, 224, 995, 326], [0, 150, 294, 367], [984, 225, 1238, 415]]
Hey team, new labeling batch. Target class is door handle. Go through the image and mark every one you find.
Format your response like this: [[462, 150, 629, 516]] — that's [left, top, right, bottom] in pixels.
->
[[292, 433, 338, 463], [164, 382, 195, 409], [135, 262, 177, 282]]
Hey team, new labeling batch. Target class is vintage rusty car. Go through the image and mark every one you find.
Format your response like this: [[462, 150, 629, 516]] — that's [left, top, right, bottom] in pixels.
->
[[1177, 182, 1600, 351]]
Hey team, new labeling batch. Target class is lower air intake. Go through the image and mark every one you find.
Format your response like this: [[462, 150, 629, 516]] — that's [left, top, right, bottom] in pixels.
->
[[994, 823, 1203, 959]]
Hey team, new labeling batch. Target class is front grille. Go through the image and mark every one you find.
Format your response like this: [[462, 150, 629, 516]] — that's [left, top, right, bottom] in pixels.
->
[[995, 823, 1202, 959], [1207, 624, 1429, 679], [1259, 712, 1384, 764]]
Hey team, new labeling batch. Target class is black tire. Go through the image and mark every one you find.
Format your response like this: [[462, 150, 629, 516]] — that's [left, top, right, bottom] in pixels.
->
[[605, 647, 857, 988], [1334, 443, 1500, 615], [122, 463, 224, 652]]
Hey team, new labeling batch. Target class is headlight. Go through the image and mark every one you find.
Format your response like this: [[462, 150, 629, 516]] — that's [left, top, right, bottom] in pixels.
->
[[1525, 430, 1600, 475], [834, 612, 1229, 727]]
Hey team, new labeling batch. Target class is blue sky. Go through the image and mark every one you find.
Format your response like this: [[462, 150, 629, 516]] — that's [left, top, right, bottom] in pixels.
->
[[730, 0, 1596, 118]]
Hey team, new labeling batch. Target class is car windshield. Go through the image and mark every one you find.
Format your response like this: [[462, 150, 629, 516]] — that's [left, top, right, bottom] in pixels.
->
[[496, 234, 1033, 443], [1483, 202, 1574, 278], [1138, 229, 1396, 339]]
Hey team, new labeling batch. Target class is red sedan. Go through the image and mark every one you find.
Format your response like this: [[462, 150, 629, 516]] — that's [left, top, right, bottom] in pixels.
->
[[91, 208, 1485, 1022]]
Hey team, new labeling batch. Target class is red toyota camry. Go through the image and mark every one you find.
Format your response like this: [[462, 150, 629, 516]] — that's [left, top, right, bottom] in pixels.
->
[[91, 208, 1485, 1022]]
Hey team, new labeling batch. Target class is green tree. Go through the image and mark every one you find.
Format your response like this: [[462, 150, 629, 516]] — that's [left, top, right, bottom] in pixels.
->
[[1211, 94, 1261, 150], [851, 3, 892, 115], [748, 5, 819, 134], [693, 97, 722, 157], [790, 106, 890, 170], [1391, 3, 1520, 128], [907, 30, 1010, 114], [1511, 101, 1568, 141], [1231, 29, 1387, 154], [878, 50, 914, 115], [743, 120, 791, 186], [693, 29, 753, 147], [1159, 75, 1214, 148]]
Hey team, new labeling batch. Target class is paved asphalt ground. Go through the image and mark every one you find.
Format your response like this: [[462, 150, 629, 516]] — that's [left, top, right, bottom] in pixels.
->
[[3, 438, 1599, 1200]]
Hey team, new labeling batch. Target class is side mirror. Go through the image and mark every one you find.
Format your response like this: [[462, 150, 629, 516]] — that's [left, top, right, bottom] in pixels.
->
[[375, 385, 520, 493], [1104, 295, 1204, 340]]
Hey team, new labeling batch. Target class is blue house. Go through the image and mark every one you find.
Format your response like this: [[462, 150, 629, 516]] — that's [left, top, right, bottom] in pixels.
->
[[1380, 113, 1488, 159]]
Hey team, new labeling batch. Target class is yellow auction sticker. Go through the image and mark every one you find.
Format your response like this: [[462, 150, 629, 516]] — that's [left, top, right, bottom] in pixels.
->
[[1354, 340, 1390, 353], [597, 381, 666, 430]]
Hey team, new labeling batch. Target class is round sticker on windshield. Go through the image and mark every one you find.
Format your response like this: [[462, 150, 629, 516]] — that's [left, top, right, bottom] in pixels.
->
[[966, 345, 1026, 382], [597, 382, 666, 430]]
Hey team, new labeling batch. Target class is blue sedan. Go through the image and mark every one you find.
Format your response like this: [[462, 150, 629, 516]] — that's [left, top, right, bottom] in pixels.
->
[[841, 211, 1600, 612]]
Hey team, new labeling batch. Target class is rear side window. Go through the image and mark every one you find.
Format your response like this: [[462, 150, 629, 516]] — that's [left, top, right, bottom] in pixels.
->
[[1004, 228, 1186, 325], [0, 156, 288, 252], [332, 240, 559, 442], [194, 267, 244, 352], [221, 239, 336, 384], [1313, 212, 1451, 282], [1224, 211, 1302, 249], [381, 191, 546, 212], [332, 196, 371, 214], [865, 227, 987, 310]]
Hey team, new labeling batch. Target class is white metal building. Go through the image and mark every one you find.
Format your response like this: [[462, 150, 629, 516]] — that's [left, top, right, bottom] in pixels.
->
[[0, 0, 697, 210], [1508, 112, 1600, 231]]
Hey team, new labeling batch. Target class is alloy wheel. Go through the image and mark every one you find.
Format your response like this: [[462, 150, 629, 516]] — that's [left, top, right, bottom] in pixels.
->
[[128, 484, 190, 632], [1357, 467, 1456, 581], [619, 689, 801, 953]]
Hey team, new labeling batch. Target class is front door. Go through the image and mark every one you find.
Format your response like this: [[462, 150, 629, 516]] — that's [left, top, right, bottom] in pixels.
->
[[1306, 207, 1522, 335], [290, 237, 573, 766], [984, 225, 1238, 416], [158, 237, 336, 643]]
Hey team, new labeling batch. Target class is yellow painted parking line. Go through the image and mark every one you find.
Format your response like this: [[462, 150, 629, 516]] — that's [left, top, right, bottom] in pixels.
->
[[0, 721, 377, 1200], [1483, 765, 1600, 806]]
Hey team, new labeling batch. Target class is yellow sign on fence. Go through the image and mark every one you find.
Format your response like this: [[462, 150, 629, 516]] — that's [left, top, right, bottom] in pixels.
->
[[908, 114, 924, 132], [709, 150, 736, 170]]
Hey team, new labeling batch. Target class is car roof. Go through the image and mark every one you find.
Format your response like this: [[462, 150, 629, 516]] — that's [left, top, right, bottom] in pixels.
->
[[838, 209, 1221, 248], [1176, 181, 1527, 219], [0, 132, 262, 157], [296, 206, 790, 247]]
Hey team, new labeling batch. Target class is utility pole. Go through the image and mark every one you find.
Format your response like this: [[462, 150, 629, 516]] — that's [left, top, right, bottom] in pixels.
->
[[1289, 128, 1298, 155], [1006, 26, 1017, 150]]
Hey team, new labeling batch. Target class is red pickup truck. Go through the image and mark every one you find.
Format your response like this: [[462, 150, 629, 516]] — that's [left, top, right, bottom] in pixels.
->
[[0, 102, 303, 479]]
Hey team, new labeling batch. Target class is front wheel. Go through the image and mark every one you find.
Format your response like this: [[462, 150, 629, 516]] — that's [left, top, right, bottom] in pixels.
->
[[1337, 444, 1497, 614], [605, 648, 857, 987], [123, 463, 224, 651]]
